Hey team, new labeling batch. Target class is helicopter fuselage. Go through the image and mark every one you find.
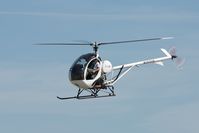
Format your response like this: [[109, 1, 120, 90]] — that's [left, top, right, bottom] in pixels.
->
[[69, 53, 108, 88]]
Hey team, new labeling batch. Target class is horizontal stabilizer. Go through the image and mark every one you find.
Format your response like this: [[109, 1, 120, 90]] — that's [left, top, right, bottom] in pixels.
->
[[155, 61, 164, 66]]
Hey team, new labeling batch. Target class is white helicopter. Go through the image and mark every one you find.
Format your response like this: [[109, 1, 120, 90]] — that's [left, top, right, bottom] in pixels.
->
[[37, 37, 184, 100]]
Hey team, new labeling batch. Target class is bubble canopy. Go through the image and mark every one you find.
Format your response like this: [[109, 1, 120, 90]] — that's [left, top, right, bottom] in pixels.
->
[[69, 53, 96, 81]]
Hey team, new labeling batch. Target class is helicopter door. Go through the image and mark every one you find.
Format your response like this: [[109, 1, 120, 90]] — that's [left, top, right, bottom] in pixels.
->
[[86, 59, 101, 80]]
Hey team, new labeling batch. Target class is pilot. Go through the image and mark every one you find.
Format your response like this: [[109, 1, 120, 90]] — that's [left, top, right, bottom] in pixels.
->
[[93, 60, 101, 73], [87, 59, 101, 79]]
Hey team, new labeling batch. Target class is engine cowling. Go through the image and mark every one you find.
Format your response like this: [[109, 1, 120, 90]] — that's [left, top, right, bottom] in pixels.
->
[[102, 60, 112, 73]]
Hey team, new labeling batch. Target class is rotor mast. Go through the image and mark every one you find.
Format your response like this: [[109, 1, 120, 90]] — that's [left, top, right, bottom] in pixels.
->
[[92, 42, 99, 55]]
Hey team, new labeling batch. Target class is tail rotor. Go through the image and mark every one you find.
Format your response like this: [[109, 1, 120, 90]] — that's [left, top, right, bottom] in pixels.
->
[[169, 47, 185, 69]]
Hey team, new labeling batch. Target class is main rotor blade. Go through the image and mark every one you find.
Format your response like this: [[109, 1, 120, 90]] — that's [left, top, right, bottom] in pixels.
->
[[34, 43, 93, 46], [98, 37, 173, 45]]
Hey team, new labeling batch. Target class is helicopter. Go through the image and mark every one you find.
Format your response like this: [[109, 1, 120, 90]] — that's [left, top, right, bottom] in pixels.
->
[[36, 37, 184, 100]]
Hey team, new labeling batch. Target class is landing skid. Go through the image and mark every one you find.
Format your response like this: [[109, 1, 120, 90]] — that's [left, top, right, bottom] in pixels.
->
[[57, 86, 115, 100], [57, 94, 115, 100]]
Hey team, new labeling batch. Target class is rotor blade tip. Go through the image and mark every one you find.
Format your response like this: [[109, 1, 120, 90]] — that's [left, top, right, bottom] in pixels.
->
[[162, 37, 174, 40]]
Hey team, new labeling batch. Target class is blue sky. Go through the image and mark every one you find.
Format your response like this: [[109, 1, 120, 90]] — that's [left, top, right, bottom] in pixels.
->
[[0, 0, 199, 133]]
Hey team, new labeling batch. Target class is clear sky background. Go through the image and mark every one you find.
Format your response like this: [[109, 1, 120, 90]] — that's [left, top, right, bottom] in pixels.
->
[[0, 0, 198, 133]]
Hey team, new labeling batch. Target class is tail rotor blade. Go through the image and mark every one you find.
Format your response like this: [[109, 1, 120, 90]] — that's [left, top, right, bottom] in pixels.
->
[[169, 46, 176, 56], [175, 57, 185, 69]]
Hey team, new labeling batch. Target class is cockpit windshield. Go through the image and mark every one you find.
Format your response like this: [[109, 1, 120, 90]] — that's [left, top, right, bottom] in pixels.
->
[[70, 53, 95, 80]]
